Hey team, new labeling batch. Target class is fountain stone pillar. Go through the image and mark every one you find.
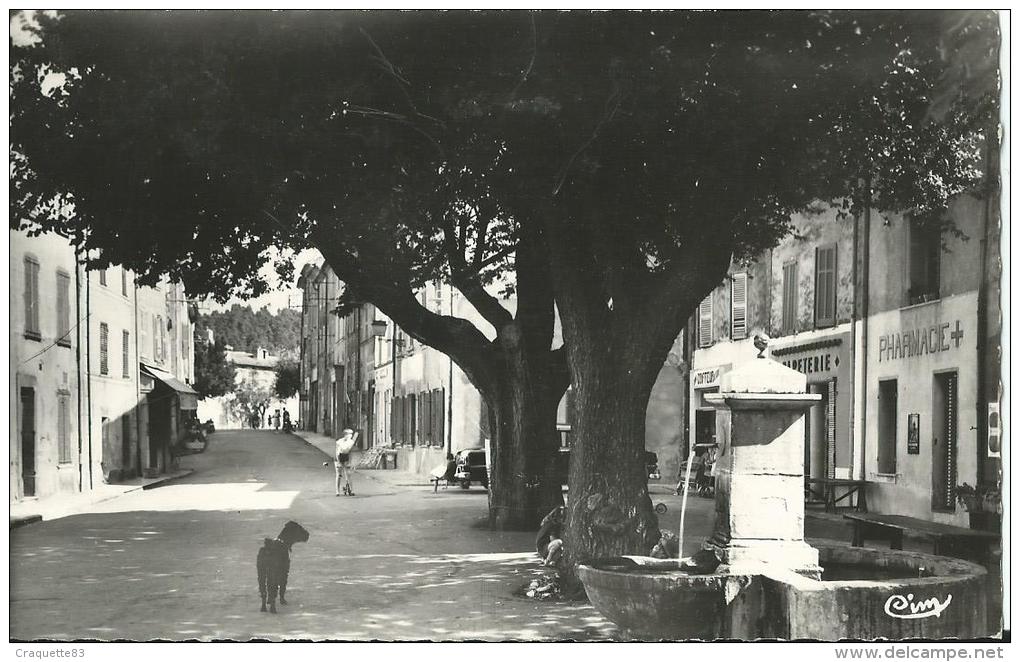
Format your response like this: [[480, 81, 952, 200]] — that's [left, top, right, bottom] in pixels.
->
[[703, 344, 823, 578]]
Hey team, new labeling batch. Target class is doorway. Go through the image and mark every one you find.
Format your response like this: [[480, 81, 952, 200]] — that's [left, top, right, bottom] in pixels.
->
[[122, 415, 132, 471], [695, 409, 717, 447], [931, 371, 959, 511], [20, 387, 36, 497], [805, 383, 829, 480]]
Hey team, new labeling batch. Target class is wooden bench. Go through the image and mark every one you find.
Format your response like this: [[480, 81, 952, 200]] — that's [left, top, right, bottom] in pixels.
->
[[844, 512, 1000, 565]]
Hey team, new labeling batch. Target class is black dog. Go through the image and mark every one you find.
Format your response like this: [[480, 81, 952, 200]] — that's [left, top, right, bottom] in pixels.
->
[[257, 520, 309, 613]]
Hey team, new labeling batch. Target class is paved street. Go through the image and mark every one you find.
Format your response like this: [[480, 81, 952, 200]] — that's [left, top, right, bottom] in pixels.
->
[[10, 430, 621, 641], [13, 429, 996, 641]]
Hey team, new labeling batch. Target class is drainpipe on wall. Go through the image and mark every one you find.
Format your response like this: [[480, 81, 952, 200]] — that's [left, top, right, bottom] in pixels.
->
[[848, 205, 860, 479], [859, 192, 872, 482], [85, 264, 94, 491], [74, 246, 84, 493], [447, 286, 455, 457], [975, 139, 997, 487], [133, 275, 141, 477]]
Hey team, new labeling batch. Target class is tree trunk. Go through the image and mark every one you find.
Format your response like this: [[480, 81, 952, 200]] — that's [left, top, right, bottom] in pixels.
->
[[560, 353, 661, 592], [485, 331, 566, 530]]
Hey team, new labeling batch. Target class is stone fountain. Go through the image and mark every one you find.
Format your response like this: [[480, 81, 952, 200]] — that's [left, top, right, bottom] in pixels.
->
[[578, 344, 988, 640]]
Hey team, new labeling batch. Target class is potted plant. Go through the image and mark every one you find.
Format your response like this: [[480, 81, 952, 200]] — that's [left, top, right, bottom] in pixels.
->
[[956, 483, 1002, 532]]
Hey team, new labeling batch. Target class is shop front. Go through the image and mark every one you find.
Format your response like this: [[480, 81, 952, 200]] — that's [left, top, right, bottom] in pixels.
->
[[863, 295, 979, 525], [689, 363, 730, 456], [771, 330, 853, 481], [140, 363, 199, 476]]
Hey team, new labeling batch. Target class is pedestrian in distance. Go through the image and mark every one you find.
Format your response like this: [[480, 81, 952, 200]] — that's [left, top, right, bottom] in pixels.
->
[[273, 409, 281, 431], [334, 428, 359, 496]]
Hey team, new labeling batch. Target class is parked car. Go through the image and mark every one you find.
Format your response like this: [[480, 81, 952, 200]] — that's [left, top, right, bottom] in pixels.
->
[[453, 448, 489, 489], [553, 448, 659, 486]]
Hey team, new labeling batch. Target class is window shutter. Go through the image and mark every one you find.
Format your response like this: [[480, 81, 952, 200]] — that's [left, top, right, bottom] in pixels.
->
[[24, 258, 40, 336], [408, 394, 417, 446], [815, 245, 837, 327], [435, 388, 445, 447], [730, 273, 747, 340], [826, 378, 837, 479], [782, 262, 798, 333], [698, 295, 713, 348], [57, 392, 71, 463], [55, 271, 70, 341], [152, 316, 159, 361], [100, 322, 109, 375], [122, 330, 130, 378], [420, 391, 429, 445]]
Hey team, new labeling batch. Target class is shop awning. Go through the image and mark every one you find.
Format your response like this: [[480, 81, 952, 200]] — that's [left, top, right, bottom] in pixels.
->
[[141, 363, 199, 410]]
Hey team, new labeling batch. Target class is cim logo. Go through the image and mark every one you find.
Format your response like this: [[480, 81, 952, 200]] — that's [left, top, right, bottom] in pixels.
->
[[884, 593, 953, 620]]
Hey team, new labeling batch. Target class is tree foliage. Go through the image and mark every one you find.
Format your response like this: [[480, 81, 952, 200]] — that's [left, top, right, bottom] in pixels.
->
[[196, 305, 301, 357], [230, 377, 274, 427], [193, 336, 237, 399], [273, 358, 300, 400], [10, 10, 999, 574]]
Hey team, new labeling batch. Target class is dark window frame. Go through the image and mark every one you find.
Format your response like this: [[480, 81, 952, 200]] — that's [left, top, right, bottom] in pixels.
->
[[907, 217, 942, 306]]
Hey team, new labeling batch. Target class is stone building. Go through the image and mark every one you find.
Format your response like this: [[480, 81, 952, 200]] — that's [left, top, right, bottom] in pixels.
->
[[676, 192, 1002, 525], [10, 229, 83, 501], [10, 228, 197, 504], [858, 193, 1001, 525]]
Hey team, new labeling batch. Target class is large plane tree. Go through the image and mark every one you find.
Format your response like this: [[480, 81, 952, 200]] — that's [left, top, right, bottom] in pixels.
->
[[11, 10, 997, 585]]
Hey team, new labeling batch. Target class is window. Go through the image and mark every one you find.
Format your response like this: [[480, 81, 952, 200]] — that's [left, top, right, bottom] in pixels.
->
[[782, 261, 798, 334], [100, 322, 109, 375], [160, 317, 167, 362], [814, 244, 837, 328], [698, 295, 713, 348], [877, 379, 898, 475], [431, 388, 446, 447], [152, 316, 160, 362], [99, 269, 107, 286], [121, 268, 129, 296], [908, 218, 941, 305], [420, 390, 432, 445], [730, 272, 748, 340], [24, 257, 41, 340], [122, 330, 131, 378], [56, 270, 72, 347], [57, 391, 72, 463]]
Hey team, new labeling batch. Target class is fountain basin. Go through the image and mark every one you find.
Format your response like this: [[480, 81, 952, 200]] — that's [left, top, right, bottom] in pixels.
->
[[579, 541, 988, 641]]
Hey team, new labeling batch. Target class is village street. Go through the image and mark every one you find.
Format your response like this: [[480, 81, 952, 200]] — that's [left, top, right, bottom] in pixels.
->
[[11, 430, 627, 641]]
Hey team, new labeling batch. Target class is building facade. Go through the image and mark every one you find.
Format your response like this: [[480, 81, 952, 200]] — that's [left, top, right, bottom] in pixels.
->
[[297, 268, 488, 476], [11, 229, 83, 501], [679, 193, 1002, 524], [196, 346, 298, 429], [10, 228, 197, 504], [858, 193, 1000, 525]]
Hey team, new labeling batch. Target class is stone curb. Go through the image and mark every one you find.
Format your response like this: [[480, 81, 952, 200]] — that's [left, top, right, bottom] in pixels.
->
[[9, 514, 42, 530], [9, 468, 194, 529]]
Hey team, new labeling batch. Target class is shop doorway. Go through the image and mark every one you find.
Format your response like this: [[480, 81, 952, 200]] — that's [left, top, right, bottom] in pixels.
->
[[931, 371, 959, 511], [805, 383, 828, 480], [695, 409, 717, 447], [20, 387, 36, 497]]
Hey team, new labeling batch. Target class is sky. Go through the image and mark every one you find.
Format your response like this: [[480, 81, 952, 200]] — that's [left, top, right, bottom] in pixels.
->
[[199, 247, 322, 315]]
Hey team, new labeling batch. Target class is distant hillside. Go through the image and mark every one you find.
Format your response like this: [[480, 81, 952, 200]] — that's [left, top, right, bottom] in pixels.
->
[[196, 304, 301, 358]]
